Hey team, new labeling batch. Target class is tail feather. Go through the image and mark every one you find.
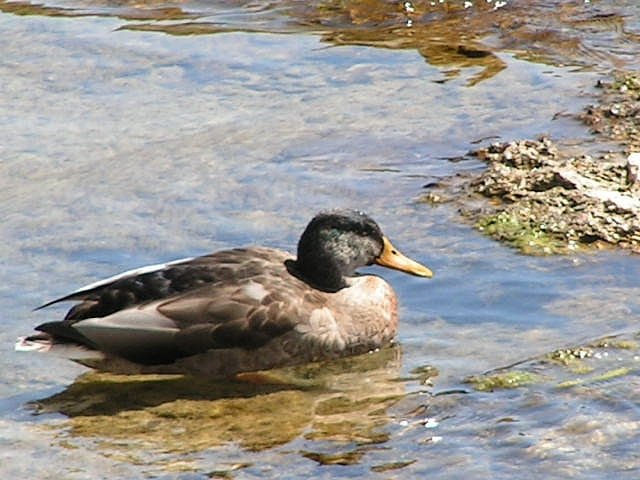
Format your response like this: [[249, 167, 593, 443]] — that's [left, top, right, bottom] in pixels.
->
[[15, 333, 103, 361], [36, 321, 97, 348], [15, 334, 53, 353]]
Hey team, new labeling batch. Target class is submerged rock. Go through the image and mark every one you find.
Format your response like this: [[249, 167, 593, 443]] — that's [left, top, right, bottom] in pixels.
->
[[465, 370, 541, 392], [582, 74, 640, 148], [421, 73, 640, 255], [468, 137, 640, 254], [465, 331, 639, 392]]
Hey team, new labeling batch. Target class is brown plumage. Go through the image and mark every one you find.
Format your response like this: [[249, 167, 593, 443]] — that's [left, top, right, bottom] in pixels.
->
[[16, 209, 432, 377]]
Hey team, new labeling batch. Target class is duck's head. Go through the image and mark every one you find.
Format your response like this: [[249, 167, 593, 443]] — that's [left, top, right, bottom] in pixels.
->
[[295, 209, 433, 291]]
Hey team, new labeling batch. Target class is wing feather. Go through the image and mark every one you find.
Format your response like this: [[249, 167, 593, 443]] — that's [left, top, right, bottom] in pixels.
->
[[31, 247, 316, 365], [37, 248, 290, 321]]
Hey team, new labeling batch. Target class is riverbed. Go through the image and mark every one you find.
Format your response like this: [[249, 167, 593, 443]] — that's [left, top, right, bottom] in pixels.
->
[[1, 1, 639, 478]]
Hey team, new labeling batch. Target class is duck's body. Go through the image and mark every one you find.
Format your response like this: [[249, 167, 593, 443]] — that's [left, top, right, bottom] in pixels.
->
[[17, 210, 432, 377]]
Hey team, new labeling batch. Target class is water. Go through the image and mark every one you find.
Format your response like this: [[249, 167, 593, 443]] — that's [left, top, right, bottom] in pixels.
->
[[1, 0, 639, 478]]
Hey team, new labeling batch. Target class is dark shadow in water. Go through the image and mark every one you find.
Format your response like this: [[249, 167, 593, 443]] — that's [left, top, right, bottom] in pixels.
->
[[2, 0, 640, 84], [29, 346, 437, 458]]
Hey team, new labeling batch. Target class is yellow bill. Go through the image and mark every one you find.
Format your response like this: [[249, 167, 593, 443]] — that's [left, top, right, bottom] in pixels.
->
[[375, 237, 433, 278]]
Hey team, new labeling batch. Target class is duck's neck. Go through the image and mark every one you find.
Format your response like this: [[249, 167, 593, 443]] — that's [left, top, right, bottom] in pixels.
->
[[292, 255, 349, 292]]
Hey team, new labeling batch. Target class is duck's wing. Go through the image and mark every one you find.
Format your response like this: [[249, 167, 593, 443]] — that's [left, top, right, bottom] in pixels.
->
[[34, 256, 197, 310], [33, 248, 311, 365], [164, 278, 302, 354], [37, 278, 304, 365], [37, 248, 289, 320]]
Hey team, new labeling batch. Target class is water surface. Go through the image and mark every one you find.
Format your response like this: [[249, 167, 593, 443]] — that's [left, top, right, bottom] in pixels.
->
[[1, 0, 639, 478]]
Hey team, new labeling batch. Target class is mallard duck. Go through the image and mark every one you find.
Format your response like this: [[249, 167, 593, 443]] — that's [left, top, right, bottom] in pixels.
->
[[16, 209, 432, 377]]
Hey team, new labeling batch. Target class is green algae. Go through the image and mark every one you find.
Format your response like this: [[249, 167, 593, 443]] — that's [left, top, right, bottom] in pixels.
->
[[473, 333, 640, 394], [550, 335, 638, 388], [475, 210, 569, 255], [206, 463, 252, 479], [371, 459, 417, 472], [589, 337, 638, 350], [611, 74, 640, 92], [407, 365, 439, 385], [557, 367, 634, 389], [546, 347, 595, 374], [465, 370, 541, 392], [301, 449, 364, 466]]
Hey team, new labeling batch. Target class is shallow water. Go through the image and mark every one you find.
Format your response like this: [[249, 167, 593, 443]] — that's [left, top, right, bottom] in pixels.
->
[[1, 0, 640, 478]]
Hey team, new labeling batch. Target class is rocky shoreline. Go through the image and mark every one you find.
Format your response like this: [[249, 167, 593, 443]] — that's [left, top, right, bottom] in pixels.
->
[[421, 73, 640, 255]]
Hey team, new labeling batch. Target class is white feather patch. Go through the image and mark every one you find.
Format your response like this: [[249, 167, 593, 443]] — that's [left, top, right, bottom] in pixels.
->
[[15, 336, 104, 360], [302, 307, 346, 351], [242, 281, 268, 302], [15, 336, 50, 353], [70, 256, 195, 295]]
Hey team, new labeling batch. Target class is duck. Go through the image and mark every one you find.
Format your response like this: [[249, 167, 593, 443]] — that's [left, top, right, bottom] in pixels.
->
[[16, 209, 433, 377]]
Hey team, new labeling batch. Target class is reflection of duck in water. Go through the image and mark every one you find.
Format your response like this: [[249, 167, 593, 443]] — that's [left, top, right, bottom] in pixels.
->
[[17, 209, 432, 377], [33, 346, 414, 456]]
